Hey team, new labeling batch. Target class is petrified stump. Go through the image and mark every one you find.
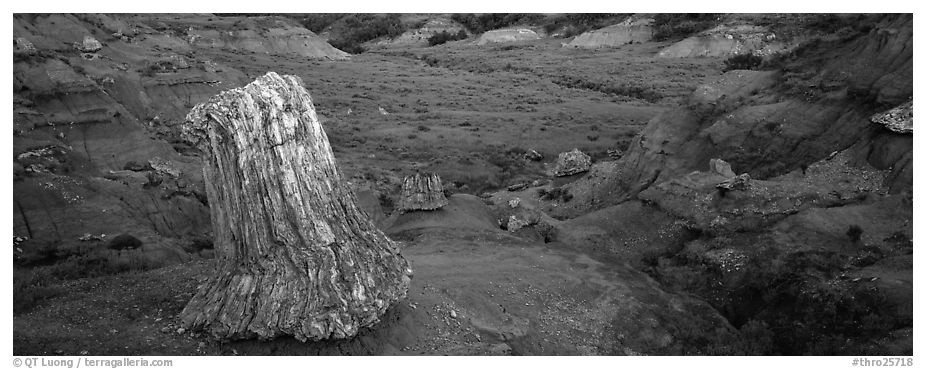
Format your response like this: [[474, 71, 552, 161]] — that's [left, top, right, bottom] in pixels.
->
[[553, 148, 591, 177], [178, 72, 412, 341], [397, 172, 449, 212]]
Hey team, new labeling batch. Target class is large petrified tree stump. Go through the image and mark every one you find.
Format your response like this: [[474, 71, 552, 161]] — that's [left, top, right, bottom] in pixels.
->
[[178, 72, 412, 341], [397, 172, 449, 213]]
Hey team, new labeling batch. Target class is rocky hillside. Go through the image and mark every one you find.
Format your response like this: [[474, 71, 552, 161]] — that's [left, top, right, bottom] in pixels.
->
[[550, 13, 912, 354], [13, 14, 347, 268]]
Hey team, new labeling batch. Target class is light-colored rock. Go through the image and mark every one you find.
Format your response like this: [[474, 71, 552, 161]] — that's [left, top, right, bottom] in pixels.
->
[[179, 72, 412, 342], [77, 35, 102, 53], [14, 37, 36, 54], [553, 148, 592, 177], [476, 28, 541, 46], [398, 172, 449, 212], [508, 198, 521, 208], [524, 149, 543, 161], [148, 157, 181, 178], [870, 99, 912, 134], [506, 215, 531, 232]]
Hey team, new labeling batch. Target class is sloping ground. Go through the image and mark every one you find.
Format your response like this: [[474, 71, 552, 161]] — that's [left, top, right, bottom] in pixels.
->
[[183, 16, 349, 60], [12, 14, 347, 270], [475, 28, 542, 46], [385, 194, 499, 236], [15, 226, 752, 356], [565, 17, 654, 49], [657, 24, 788, 58], [565, 14, 912, 211], [551, 14, 913, 355]]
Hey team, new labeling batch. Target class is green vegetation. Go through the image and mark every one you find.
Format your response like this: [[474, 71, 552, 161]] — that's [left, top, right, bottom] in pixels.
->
[[299, 14, 407, 54], [450, 13, 545, 34], [428, 29, 468, 46], [652, 14, 720, 41], [542, 13, 629, 38], [723, 53, 763, 71]]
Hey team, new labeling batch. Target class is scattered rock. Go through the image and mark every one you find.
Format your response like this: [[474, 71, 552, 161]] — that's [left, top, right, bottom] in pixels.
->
[[870, 98, 912, 134], [379, 107, 389, 115], [508, 198, 521, 208], [524, 149, 543, 161], [148, 157, 181, 177], [507, 183, 528, 192], [506, 215, 531, 232], [716, 173, 751, 192], [14, 37, 36, 54], [398, 172, 450, 212], [77, 35, 102, 53], [78, 233, 105, 242], [607, 148, 624, 159], [553, 148, 591, 177]]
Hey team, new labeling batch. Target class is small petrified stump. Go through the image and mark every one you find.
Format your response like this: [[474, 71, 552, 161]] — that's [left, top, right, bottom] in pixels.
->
[[178, 72, 412, 341], [553, 148, 591, 177], [709, 158, 736, 178], [398, 172, 449, 213]]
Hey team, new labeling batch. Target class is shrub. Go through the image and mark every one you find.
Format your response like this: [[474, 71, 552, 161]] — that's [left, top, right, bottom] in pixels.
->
[[416, 124, 430, 132], [107, 233, 143, 250], [538, 186, 572, 202], [653, 13, 719, 41], [428, 29, 468, 46], [14, 269, 62, 315], [723, 53, 763, 72], [846, 225, 864, 243], [326, 14, 407, 54]]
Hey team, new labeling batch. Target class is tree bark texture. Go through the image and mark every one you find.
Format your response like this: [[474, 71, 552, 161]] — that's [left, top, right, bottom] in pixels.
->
[[397, 172, 449, 213], [178, 72, 412, 341]]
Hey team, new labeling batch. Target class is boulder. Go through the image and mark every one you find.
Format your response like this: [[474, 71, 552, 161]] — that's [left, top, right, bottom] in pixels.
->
[[398, 172, 449, 212], [870, 99, 912, 134], [553, 149, 591, 177]]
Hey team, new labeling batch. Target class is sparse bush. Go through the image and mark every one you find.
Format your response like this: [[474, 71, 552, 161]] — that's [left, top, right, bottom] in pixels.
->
[[107, 233, 143, 250], [847, 225, 864, 243], [378, 192, 395, 213], [14, 269, 62, 315], [723, 53, 763, 72], [538, 186, 572, 202], [653, 14, 720, 41], [450, 13, 545, 34], [326, 14, 407, 54], [416, 124, 430, 132], [428, 29, 468, 46]]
